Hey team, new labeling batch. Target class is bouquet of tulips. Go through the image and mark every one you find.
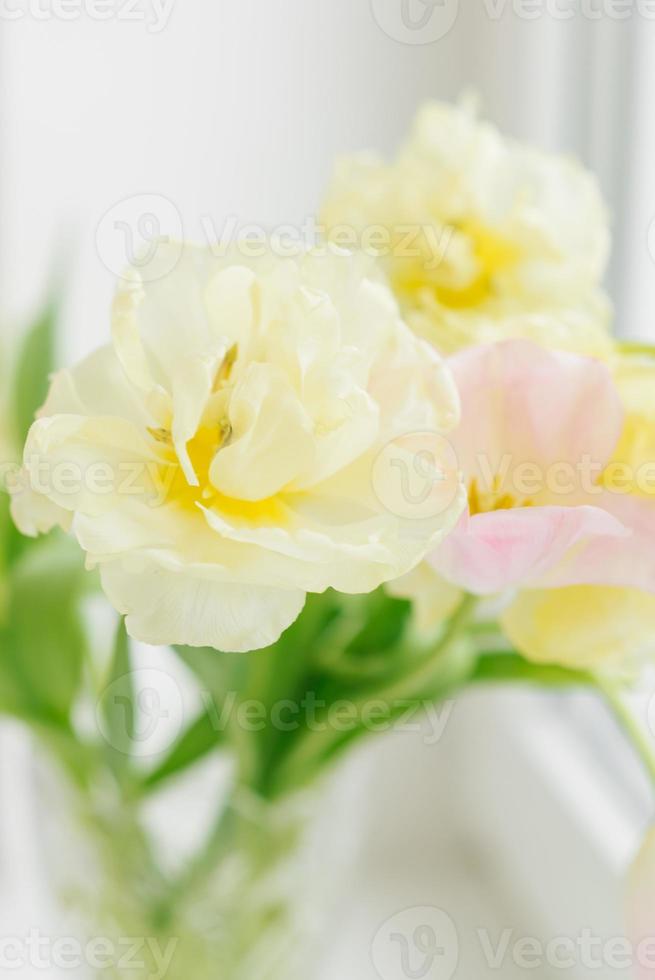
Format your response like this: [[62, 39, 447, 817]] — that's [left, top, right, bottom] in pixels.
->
[[2, 99, 654, 978]]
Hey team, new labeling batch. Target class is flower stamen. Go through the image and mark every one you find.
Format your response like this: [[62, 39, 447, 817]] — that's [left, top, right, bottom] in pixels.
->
[[212, 343, 238, 392], [147, 426, 173, 446], [468, 476, 534, 515]]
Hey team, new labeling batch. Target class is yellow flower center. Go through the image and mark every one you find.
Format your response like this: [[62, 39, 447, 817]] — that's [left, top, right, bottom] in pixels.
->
[[150, 425, 288, 527], [147, 345, 289, 527], [468, 475, 534, 515], [392, 220, 521, 311]]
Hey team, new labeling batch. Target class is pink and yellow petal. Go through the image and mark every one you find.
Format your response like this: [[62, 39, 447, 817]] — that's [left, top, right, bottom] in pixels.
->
[[431, 504, 627, 595], [448, 340, 623, 503], [501, 585, 655, 668]]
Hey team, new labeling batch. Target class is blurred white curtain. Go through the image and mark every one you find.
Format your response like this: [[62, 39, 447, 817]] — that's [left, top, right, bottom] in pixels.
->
[[614, 21, 655, 339], [1, 3, 653, 346], [453, 10, 651, 339]]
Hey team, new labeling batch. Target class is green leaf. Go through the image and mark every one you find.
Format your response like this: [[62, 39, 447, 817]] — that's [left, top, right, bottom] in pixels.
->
[[3, 533, 88, 723], [0, 486, 27, 571], [0, 471, 27, 575], [12, 300, 57, 445], [173, 593, 343, 788], [142, 708, 225, 793], [98, 618, 134, 767], [244, 591, 342, 709], [345, 589, 411, 658], [0, 630, 28, 715], [176, 644, 248, 703], [0, 492, 11, 620]]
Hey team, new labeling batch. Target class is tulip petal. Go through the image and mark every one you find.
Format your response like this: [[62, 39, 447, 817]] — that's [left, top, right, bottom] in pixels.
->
[[501, 585, 655, 667], [101, 559, 306, 653], [536, 491, 655, 594], [40, 345, 154, 424], [431, 504, 627, 595], [210, 364, 315, 501], [448, 339, 623, 504], [112, 247, 254, 392], [10, 480, 71, 538], [386, 562, 463, 635], [21, 414, 161, 518]]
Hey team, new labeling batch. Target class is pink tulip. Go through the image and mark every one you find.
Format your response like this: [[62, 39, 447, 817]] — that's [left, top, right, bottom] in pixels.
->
[[431, 340, 655, 596]]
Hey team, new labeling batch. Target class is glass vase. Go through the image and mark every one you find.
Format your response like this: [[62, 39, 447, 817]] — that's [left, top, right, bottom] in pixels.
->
[[33, 751, 363, 980]]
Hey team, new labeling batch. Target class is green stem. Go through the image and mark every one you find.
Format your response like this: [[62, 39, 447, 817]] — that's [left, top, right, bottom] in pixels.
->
[[356, 593, 478, 703], [468, 620, 502, 637], [268, 595, 478, 795], [597, 678, 655, 790], [152, 797, 239, 929], [469, 650, 595, 688]]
